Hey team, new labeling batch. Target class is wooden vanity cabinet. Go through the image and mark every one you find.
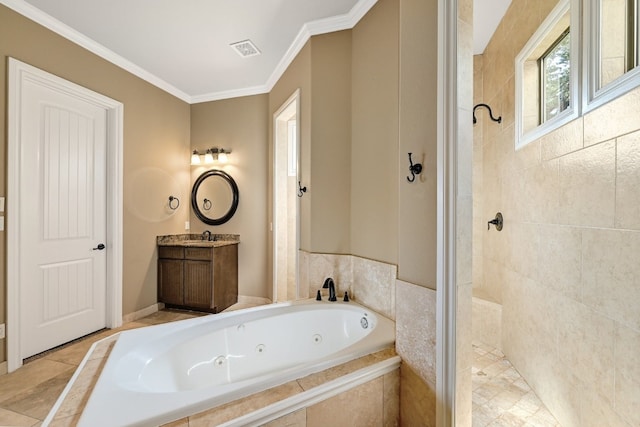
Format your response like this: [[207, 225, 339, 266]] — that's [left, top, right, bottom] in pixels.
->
[[157, 254, 184, 306], [158, 244, 238, 313]]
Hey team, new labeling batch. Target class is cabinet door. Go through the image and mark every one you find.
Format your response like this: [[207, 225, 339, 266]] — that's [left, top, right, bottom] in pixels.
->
[[184, 260, 213, 309], [213, 245, 238, 312], [158, 259, 184, 305]]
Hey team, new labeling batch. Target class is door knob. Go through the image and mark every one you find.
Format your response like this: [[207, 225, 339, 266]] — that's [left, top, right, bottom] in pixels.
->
[[92, 243, 106, 251]]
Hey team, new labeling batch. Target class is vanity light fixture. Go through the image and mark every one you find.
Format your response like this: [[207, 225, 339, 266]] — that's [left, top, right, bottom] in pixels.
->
[[218, 149, 228, 163], [190, 147, 232, 165], [204, 149, 214, 164], [191, 150, 201, 165]]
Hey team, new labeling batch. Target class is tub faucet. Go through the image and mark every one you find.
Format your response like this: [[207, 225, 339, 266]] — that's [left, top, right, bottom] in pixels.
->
[[323, 278, 337, 302], [202, 230, 212, 241]]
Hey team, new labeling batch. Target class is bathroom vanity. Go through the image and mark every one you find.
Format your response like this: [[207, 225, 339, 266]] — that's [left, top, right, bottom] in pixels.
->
[[157, 234, 239, 313]]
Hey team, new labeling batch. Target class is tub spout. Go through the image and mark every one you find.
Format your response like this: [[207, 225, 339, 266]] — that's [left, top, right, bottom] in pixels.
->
[[328, 281, 337, 301], [323, 278, 337, 301]]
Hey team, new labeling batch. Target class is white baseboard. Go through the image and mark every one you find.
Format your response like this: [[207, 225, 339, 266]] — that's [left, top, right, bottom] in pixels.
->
[[0, 361, 7, 376], [122, 303, 165, 323], [238, 295, 272, 305]]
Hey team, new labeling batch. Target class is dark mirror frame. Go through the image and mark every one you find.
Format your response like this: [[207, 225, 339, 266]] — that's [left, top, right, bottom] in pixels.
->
[[191, 169, 239, 225]]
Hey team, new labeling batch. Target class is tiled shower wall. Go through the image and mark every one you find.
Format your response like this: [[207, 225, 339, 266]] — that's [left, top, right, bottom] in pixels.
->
[[474, 0, 640, 425], [457, 0, 474, 424]]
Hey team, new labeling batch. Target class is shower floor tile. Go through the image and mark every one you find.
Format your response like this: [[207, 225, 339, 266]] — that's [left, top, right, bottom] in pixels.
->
[[472, 342, 562, 427]]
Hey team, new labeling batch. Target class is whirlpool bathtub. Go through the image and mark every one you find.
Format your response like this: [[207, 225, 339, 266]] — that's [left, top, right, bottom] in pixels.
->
[[75, 300, 396, 426]]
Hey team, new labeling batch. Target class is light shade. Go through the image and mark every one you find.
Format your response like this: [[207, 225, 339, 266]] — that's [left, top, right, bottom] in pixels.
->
[[218, 149, 228, 163], [191, 147, 231, 165], [191, 150, 201, 164], [204, 149, 214, 164]]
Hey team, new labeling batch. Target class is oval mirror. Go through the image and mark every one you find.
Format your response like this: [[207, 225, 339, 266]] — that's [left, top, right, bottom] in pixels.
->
[[191, 169, 239, 225]]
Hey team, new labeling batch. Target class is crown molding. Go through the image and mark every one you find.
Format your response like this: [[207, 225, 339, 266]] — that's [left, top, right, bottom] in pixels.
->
[[2, 0, 377, 104], [190, 84, 270, 104], [1, 0, 192, 103], [263, 0, 378, 95]]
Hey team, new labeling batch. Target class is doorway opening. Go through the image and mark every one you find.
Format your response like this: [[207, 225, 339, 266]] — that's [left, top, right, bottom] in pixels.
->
[[272, 90, 301, 302]]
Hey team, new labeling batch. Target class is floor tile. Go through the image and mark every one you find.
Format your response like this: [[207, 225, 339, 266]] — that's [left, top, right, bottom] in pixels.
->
[[1, 370, 76, 420], [472, 341, 561, 427], [135, 309, 208, 325], [0, 407, 41, 426], [0, 359, 75, 404], [223, 303, 261, 312]]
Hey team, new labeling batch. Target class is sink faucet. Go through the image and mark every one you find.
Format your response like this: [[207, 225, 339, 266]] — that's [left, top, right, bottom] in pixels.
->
[[202, 230, 212, 241], [323, 278, 337, 301]]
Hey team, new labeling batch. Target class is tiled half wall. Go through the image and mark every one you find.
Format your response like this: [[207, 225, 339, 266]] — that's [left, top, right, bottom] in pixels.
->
[[299, 251, 397, 320], [299, 251, 438, 425]]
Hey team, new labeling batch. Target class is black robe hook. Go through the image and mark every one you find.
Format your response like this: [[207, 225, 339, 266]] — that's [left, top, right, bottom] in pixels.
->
[[473, 103, 502, 124], [297, 181, 307, 197], [407, 153, 423, 183]]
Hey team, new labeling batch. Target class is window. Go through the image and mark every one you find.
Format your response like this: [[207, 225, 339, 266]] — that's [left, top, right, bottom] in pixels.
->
[[516, 0, 640, 148], [516, 0, 578, 148], [541, 29, 571, 123], [287, 120, 297, 177], [599, 0, 635, 86], [587, 0, 640, 110]]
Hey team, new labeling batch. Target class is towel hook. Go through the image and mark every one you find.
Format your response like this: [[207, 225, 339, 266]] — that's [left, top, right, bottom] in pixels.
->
[[168, 196, 180, 210], [406, 153, 423, 183], [298, 181, 307, 197], [203, 198, 212, 211], [473, 103, 502, 124]]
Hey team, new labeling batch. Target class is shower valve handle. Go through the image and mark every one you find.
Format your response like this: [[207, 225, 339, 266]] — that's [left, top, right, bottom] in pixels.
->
[[487, 213, 503, 231]]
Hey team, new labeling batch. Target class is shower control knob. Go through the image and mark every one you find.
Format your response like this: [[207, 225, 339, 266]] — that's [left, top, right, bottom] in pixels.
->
[[487, 212, 503, 231]]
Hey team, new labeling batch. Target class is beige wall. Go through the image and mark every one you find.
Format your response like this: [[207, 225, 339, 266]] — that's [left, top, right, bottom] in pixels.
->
[[397, 0, 439, 288], [190, 95, 269, 299], [269, 0, 438, 293], [391, 0, 441, 424], [351, 0, 399, 265], [309, 31, 352, 255], [0, 5, 192, 361], [475, 0, 640, 425]]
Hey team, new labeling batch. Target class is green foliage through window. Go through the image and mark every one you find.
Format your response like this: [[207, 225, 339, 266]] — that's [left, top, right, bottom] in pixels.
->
[[540, 29, 571, 123]]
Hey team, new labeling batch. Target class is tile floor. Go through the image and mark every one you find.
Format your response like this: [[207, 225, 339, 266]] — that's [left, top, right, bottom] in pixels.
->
[[0, 303, 260, 427], [472, 341, 562, 427]]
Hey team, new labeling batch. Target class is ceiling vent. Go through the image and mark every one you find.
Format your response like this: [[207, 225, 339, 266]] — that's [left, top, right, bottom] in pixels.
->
[[230, 39, 261, 58]]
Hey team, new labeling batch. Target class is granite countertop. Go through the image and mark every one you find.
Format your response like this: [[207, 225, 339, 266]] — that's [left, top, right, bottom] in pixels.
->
[[157, 233, 240, 248]]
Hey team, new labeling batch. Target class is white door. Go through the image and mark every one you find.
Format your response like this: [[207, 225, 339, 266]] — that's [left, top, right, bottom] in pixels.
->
[[18, 75, 108, 359]]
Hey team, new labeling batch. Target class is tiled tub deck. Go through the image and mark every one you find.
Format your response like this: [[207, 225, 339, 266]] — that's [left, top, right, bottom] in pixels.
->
[[45, 335, 400, 426]]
